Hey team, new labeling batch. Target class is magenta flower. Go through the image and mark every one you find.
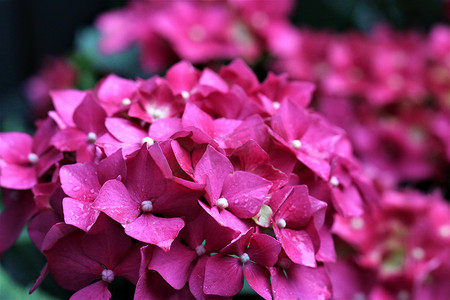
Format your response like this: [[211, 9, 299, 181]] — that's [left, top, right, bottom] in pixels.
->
[[270, 185, 327, 267], [203, 228, 281, 299], [51, 92, 107, 162], [44, 213, 141, 299], [93, 144, 202, 251], [0, 118, 62, 190], [194, 145, 272, 220]]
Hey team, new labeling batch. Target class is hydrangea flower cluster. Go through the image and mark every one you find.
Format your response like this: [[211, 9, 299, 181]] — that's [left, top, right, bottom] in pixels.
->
[[272, 24, 450, 186], [0, 60, 377, 299], [329, 189, 450, 300], [96, 0, 294, 71]]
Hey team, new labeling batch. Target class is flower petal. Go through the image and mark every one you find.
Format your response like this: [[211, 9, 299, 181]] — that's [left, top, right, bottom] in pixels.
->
[[125, 214, 184, 252], [92, 180, 140, 224], [203, 255, 243, 297], [148, 239, 197, 290], [70, 280, 111, 300]]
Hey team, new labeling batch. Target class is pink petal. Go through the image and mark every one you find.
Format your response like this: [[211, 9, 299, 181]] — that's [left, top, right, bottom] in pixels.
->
[[152, 180, 202, 217], [60, 162, 101, 201], [171, 140, 194, 177], [274, 227, 316, 267], [29, 263, 49, 294], [125, 145, 167, 202], [82, 213, 132, 269], [135, 269, 195, 300], [286, 264, 332, 300], [271, 98, 309, 142], [199, 201, 251, 234], [28, 209, 61, 251], [35, 147, 63, 177], [194, 145, 233, 203], [125, 214, 184, 252], [220, 228, 254, 256], [222, 171, 272, 219], [0, 132, 33, 163], [105, 117, 147, 144], [182, 103, 214, 137], [50, 89, 86, 127], [92, 180, 140, 224], [63, 197, 100, 231], [275, 185, 313, 229], [73, 92, 107, 135], [244, 263, 272, 300], [0, 164, 36, 190], [149, 118, 183, 141], [166, 60, 199, 93], [315, 228, 336, 263], [32, 117, 59, 155], [247, 234, 281, 267], [96, 74, 136, 115], [188, 256, 231, 300], [198, 68, 229, 94], [148, 239, 197, 290], [203, 255, 243, 297], [70, 280, 111, 300], [41, 222, 78, 252], [0, 190, 36, 255], [113, 243, 141, 285], [219, 59, 259, 93], [97, 149, 127, 185], [45, 231, 104, 291], [231, 140, 269, 171], [51, 127, 87, 152]]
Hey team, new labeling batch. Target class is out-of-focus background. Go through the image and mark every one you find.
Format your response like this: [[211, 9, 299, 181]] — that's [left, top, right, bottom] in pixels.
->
[[0, 0, 447, 132], [0, 0, 448, 299]]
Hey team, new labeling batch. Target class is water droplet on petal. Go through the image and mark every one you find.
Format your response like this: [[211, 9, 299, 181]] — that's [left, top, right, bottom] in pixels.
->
[[72, 186, 81, 192]]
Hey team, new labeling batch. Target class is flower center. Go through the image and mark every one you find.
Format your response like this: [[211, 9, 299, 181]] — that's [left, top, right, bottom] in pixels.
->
[[189, 25, 206, 42], [350, 217, 364, 230], [329, 176, 340, 187], [27, 153, 39, 165], [239, 253, 250, 264], [101, 269, 114, 283], [291, 139, 302, 149], [411, 247, 425, 260], [276, 218, 287, 229], [195, 245, 206, 256], [87, 132, 97, 144], [141, 200, 153, 213], [141, 137, 155, 146], [181, 91, 190, 100], [439, 225, 450, 238], [122, 98, 131, 106], [216, 197, 229, 209]]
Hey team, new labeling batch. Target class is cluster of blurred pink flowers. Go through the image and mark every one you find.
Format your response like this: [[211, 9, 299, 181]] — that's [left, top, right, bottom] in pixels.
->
[[97, 0, 294, 72], [2, 0, 449, 299], [330, 190, 450, 300], [275, 25, 450, 186]]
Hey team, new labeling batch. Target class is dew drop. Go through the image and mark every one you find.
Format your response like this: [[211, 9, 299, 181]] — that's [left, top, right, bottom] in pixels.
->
[[72, 186, 81, 192]]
